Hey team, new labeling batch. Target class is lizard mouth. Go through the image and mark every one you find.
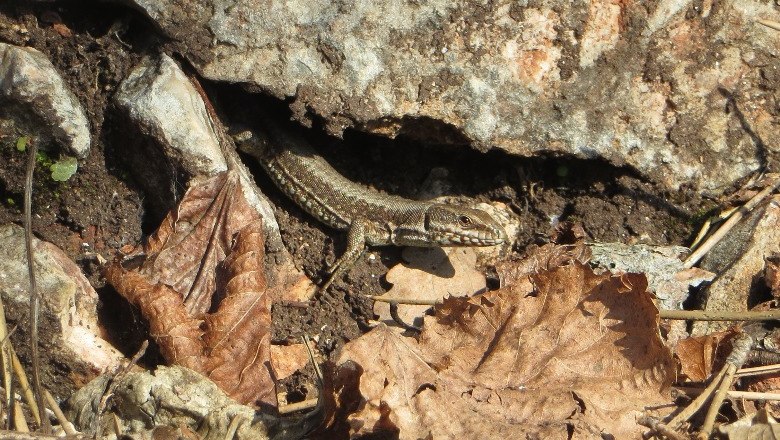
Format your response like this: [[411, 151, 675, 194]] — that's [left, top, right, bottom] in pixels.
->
[[437, 229, 506, 246]]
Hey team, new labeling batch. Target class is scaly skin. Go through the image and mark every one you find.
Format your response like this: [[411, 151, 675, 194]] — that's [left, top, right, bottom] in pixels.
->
[[237, 123, 507, 290]]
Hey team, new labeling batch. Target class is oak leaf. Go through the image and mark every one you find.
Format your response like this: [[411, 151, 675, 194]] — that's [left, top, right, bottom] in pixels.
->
[[334, 257, 675, 438]]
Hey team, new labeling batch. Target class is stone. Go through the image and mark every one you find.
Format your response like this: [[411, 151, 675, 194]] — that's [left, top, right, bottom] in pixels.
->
[[0, 223, 123, 398], [125, 1, 777, 192], [114, 54, 280, 239], [692, 196, 780, 335], [66, 365, 272, 440], [0, 42, 90, 158]]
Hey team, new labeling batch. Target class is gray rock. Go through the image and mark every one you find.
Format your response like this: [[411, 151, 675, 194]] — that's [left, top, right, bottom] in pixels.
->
[[588, 242, 713, 311], [115, 54, 280, 238], [66, 365, 271, 440], [126, 1, 777, 192], [692, 197, 780, 335], [0, 42, 91, 158], [0, 224, 123, 398]]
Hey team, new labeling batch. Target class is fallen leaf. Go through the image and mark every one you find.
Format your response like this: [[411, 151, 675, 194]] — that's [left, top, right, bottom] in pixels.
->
[[270, 342, 315, 381], [375, 247, 485, 327], [333, 257, 675, 438], [105, 171, 275, 406], [674, 330, 738, 382], [719, 409, 780, 439]]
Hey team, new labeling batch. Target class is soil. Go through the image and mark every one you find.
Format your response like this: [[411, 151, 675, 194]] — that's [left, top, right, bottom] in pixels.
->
[[0, 0, 713, 408]]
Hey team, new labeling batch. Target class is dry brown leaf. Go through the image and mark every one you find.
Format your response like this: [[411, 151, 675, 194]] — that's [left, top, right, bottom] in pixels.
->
[[334, 259, 674, 438], [105, 171, 275, 406], [719, 409, 780, 439], [136, 172, 258, 315], [270, 343, 312, 381], [375, 247, 485, 327], [674, 330, 738, 382]]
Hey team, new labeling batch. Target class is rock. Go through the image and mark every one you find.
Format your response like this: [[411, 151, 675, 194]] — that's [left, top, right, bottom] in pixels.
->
[[0, 224, 123, 398], [66, 365, 272, 440], [692, 196, 780, 335], [126, 1, 776, 192], [0, 42, 90, 158], [589, 242, 714, 311], [114, 54, 280, 239]]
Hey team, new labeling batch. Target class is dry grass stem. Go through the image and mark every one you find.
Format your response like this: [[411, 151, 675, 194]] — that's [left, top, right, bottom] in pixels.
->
[[659, 309, 780, 321], [697, 333, 753, 439], [9, 345, 40, 425], [44, 390, 76, 435], [683, 175, 780, 268]]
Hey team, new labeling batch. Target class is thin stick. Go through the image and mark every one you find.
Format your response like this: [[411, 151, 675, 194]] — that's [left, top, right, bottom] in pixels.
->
[[0, 295, 13, 417], [44, 390, 76, 435], [277, 398, 319, 415], [95, 340, 148, 439], [659, 309, 780, 321], [0, 432, 84, 440], [683, 175, 780, 268], [736, 364, 780, 377], [9, 344, 40, 425], [677, 387, 780, 401], [697, 333, 753, 439], [367, 296, 439, 306], [667, 367, 726, 429], [638, 415, 686, 440], [757, 18, 780, 31], [23, 140, 49, 433], [223, 415, 246, 440]]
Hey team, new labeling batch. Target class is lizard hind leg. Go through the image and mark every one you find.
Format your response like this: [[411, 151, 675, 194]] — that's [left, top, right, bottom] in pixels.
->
[[320, 219, 368, 291]]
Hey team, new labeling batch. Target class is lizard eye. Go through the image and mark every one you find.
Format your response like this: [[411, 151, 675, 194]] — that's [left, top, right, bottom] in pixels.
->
[[458, 215, 473, 227]]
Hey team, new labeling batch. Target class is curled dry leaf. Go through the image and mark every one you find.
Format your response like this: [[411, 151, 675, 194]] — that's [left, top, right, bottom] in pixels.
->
[[334, 258, 675, 438], [104, 171, 274, 406], [674, 330, 738, 382]]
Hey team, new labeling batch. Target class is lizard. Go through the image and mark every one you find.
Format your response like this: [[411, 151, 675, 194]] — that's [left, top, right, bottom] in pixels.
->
[[235, 120, 507, 291]]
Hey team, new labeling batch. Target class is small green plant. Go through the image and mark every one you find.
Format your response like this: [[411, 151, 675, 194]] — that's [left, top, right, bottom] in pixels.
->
[[50, 157, 78, 182], [15, 136, 30, 152]]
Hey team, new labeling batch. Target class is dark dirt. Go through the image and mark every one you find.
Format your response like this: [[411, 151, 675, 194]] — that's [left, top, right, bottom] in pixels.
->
[[0, 0, 712, 408]]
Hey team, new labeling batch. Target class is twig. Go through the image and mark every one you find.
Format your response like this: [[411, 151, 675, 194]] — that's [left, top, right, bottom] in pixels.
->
[[697, 333, 753, 439], [638, 415, 686, 440], [94, 340, 148, 439], [366, 295, 439, 306], [757, 18, 780, 31], [224, 415, 247, 440], [0, 293, 13, 418], [23, 139, 49, 433], [659, 309, 780, 321], [683, 175, 780, 268], [736, 363, 780, 377], [277, 398, 319, 415], [676, 387, 780, 401], [0, 432, 84, 439], [667, 367, 727, 429], [44, 390, 76, 435]]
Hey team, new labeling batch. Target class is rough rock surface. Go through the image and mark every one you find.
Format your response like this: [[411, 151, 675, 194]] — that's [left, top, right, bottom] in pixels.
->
[[0, 223, 123, 398], [127, 1, 777, 192], [693, 196, 780, 335], [0, 42, 90, 158], [66, 366, 271, 440], [114, 54, 280, 238]]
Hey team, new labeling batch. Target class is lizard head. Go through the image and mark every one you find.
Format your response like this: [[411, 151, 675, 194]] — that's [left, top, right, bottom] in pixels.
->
[[424, 204, 507, 246]]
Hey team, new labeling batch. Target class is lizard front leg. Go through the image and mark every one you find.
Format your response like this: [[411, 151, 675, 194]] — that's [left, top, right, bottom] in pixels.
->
[[321, 218, 368, 291]]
